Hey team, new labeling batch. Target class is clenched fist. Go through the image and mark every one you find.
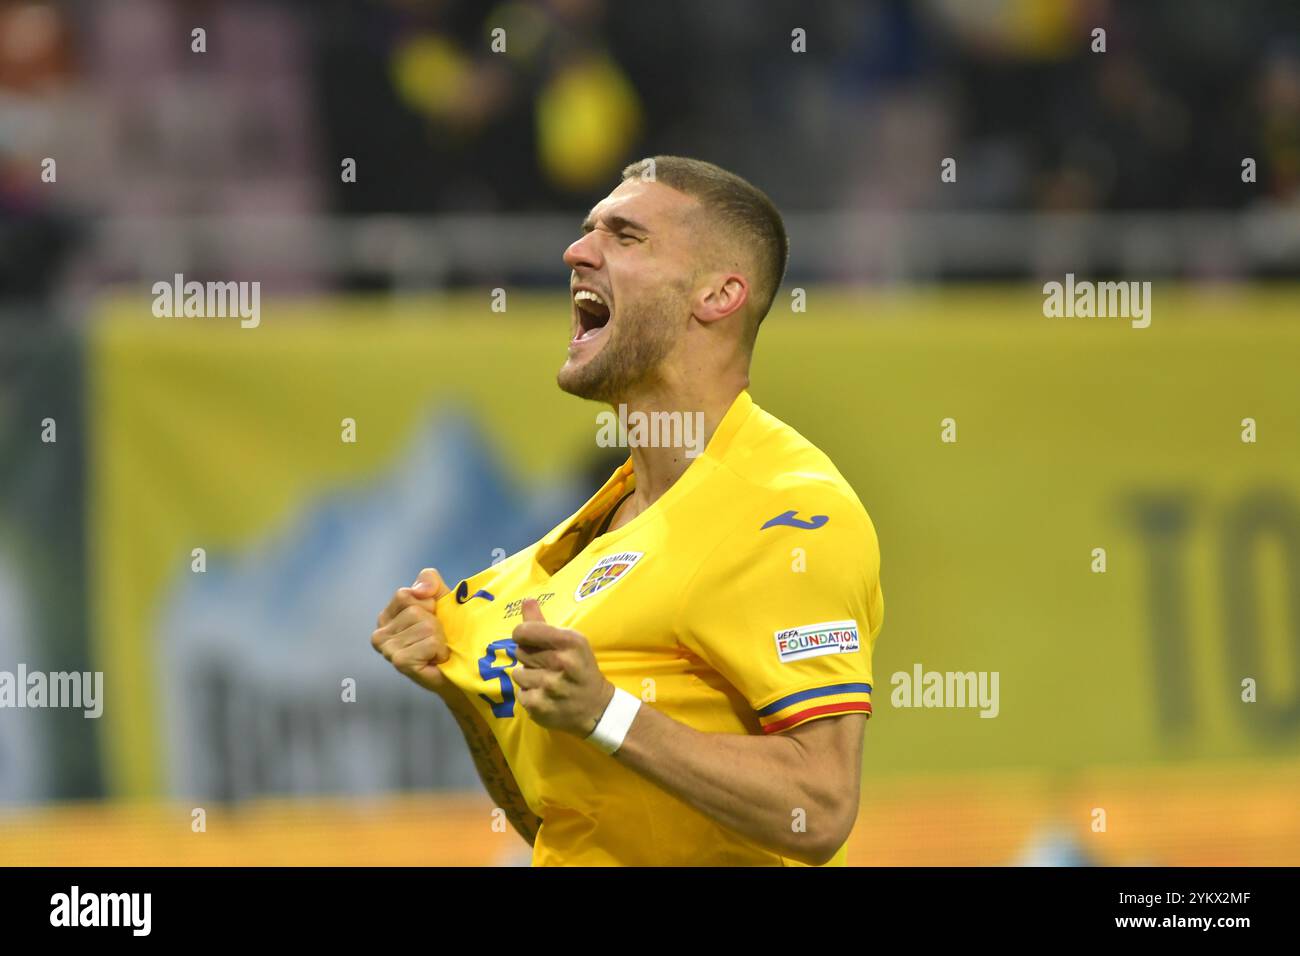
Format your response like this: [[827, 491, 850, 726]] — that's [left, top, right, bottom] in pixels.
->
[[511, 598, 615, 737], [371, 568, 454, 696]]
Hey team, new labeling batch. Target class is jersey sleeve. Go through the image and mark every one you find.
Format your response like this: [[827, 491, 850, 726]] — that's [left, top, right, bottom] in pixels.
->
[[678, 487, 884, 734]]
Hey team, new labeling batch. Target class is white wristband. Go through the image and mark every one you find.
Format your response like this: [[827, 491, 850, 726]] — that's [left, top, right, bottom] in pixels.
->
[[585, 687, 642, 755]]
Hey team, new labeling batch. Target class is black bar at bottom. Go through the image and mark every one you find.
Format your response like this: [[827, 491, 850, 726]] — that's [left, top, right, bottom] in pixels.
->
[[0, 866, 1286, 942]]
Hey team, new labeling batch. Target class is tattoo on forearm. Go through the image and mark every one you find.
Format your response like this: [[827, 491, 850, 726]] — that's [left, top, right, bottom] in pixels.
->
[[447, 705, 541, 845]]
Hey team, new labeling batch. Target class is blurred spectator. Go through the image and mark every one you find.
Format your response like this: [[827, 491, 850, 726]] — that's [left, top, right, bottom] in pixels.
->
[[0, 0, 81, 307], [2, 0, 1298, 305]]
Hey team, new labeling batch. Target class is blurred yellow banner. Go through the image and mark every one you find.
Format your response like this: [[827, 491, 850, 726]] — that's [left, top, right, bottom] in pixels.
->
[[91, 288, 1300, 802]]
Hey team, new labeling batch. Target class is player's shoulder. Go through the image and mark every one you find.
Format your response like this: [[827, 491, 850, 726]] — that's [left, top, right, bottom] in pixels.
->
[[679, 399, 880, 595], [717, 398, 872, 525]]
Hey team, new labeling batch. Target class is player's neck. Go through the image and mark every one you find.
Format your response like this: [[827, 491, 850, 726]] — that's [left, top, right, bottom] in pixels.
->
[[614, 377, 747, 519]]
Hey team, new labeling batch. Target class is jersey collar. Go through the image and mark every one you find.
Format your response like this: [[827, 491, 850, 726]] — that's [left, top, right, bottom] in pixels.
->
[[535, 389, 756, 565], [700, 387, 754, 464]]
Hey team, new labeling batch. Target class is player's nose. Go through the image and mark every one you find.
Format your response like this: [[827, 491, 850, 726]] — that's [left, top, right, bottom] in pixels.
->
[[563, 231, 602, 272]]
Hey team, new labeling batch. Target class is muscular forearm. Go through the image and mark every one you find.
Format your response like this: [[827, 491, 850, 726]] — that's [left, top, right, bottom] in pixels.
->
[[440, 689, 542, 846], [613, 706, 862, 865]]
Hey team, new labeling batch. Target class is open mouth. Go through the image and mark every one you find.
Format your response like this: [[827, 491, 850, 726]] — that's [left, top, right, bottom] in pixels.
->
[[573, 288, 612, 343]]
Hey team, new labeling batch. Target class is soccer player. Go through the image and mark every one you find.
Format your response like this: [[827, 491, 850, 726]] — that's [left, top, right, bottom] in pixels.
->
[[371, 157, 884, 866]]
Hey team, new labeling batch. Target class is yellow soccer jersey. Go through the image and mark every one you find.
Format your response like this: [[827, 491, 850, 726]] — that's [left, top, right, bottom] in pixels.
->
[[433, 389, 884, 866]]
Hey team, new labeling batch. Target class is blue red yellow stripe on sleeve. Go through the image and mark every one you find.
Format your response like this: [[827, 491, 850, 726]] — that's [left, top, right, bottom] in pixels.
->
[[755, 682, 873, 734]]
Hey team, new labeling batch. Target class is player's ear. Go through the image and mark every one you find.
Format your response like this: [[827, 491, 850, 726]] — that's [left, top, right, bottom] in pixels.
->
[[692, 273, 749, 325]]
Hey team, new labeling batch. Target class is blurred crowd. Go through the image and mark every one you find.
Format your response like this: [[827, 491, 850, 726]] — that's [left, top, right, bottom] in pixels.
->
[[1, 0, 1297, 308]]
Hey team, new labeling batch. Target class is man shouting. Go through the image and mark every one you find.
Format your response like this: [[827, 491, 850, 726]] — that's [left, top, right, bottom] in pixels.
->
[[372, 156, 884, 866]]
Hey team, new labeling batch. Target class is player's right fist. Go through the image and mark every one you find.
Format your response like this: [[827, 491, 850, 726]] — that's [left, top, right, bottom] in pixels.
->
[[371, 568, 454, 696]]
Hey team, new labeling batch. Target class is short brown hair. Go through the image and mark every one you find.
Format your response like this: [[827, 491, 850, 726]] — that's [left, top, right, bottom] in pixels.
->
[[621, 156, 788, 331]]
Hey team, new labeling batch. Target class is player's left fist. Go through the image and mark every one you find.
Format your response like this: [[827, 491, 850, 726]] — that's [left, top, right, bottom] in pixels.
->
[[510, 598, 614, 737]]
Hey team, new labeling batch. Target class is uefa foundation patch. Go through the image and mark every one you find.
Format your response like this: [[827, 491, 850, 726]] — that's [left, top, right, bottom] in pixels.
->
[[575, 551, 644, 601], [774, 620, 860, 663]]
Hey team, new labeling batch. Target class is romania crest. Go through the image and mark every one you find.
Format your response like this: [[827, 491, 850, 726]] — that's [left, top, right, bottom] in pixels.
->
[[575, 551, 643, 601]]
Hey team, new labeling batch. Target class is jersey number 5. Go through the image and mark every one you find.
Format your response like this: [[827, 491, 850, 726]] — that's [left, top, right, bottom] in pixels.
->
[[478, 638, 518, 718]]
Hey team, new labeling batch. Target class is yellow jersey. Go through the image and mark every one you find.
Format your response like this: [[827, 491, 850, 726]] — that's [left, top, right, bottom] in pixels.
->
[[434, 389, 884, 865]]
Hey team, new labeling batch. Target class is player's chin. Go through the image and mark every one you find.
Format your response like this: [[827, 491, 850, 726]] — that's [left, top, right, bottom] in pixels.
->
[[557, 350, 609, 400], [556, 361, 590, 397]]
